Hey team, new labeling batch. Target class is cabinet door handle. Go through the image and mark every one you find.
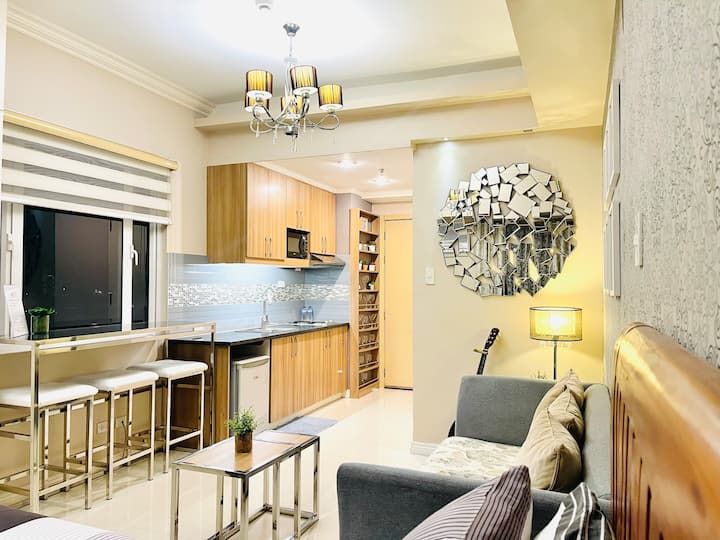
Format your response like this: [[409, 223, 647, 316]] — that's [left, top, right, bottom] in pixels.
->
[[264, 237, 267, 258], [269, 236, 273, 258]]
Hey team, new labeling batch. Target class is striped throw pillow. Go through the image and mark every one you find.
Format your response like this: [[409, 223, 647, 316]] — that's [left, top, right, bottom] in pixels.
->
[[404, 465, 532, 540], [534, 483, 615, 539]]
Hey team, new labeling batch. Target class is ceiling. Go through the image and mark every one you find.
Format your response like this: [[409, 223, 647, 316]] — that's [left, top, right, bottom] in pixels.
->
[[262, 147, 413, 202], [10, 0, 519, 103]]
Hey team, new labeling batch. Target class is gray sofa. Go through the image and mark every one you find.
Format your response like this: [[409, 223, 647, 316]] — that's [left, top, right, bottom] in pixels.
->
[[337, 375, 611, 538]]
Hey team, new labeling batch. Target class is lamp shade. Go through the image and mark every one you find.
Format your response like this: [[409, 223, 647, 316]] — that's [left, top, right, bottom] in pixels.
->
[[245, 94, 270, 112], [318, 84, 343, 112], [529, 307, 582, 342], [246, 69, 273, 100], [289, 65, 318, 96]]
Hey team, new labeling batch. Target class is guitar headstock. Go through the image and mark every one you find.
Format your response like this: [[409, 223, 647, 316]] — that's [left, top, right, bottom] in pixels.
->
[[484, 327, 500, 349]]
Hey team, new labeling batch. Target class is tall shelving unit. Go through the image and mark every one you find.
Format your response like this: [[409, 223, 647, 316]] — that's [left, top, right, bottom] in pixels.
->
[[349, 209, 382, 397]]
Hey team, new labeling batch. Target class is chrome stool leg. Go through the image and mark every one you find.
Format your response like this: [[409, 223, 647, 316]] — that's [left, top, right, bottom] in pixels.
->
[[126, 388, 133, 462], [40, 409, 49, 496], [85, 396, 94, 510], [198, 372, 205, 449], [106, 391, 115, 500], [164, 378, 172, 474], [148, 382, 156, 481], [62, 403, 71, 492]]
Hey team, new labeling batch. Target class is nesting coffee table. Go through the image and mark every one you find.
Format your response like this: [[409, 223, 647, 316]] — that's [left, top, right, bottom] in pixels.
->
[[170, 430, 320, 540]]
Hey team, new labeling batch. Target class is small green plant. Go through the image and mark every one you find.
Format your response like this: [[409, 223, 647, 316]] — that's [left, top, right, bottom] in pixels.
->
[[227, 408, 258, 436], [28, 307, 56, 317]]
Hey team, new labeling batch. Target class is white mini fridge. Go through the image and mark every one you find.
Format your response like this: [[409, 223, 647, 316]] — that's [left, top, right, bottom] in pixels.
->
[[230, 355, 270, 428]]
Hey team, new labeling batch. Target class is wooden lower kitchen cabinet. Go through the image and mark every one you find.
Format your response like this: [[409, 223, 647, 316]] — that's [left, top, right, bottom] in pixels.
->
[[270, 327, 348, 423]]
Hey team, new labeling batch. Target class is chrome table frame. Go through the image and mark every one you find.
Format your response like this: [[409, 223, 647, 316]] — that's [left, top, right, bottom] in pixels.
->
[[0, 321, 216, 512], [170, 435, 320, 540]]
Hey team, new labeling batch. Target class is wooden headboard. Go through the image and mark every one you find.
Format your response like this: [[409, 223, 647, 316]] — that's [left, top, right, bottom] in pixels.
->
[[613, 323, 720, 539]]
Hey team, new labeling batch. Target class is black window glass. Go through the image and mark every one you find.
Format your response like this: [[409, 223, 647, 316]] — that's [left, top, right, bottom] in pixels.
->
[[23, 207, 122, 333], [132, 222, 150, 329]]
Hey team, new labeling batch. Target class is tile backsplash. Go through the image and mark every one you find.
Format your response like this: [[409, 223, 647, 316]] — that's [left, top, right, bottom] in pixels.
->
[[168, 254, 349, 331]]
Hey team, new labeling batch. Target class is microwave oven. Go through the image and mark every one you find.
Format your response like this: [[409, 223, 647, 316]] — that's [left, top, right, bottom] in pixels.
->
[[287, 228, 309, 259]]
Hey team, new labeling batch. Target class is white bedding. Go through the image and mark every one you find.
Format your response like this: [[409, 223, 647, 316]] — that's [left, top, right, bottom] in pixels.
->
[[0, 517, 130, 540]]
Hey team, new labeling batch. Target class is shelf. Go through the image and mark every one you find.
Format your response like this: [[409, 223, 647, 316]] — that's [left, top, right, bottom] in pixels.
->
[[359, 249, 380, 256], [358, 289, 379, 293], [359, 344, 379, 352], [359, 270, 379, 274], [359, 362, 380, 374], [359, 325, 379, 332], [358, 307, 379, 312], [359, 230, 379, 238], [359, 377, 379, 390]]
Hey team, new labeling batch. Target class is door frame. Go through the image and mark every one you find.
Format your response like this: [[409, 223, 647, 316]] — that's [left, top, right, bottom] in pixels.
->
[[379, 214, 413, 390]]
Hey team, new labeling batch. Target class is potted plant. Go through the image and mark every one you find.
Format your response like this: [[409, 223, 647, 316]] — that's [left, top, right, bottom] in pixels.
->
[[227, 408, 258, 453], [27, 307, 55, 336]]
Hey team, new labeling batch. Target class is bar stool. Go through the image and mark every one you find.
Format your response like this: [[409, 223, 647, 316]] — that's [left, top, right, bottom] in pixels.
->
[[0, 382, 98, 509], [66, 369, 159, 500], [128, 360, 207, 472]]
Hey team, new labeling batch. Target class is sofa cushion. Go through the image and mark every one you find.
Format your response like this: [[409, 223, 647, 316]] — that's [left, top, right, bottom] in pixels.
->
[[517, 407, 582, 491], [548, 389, 584, 441], [422, 436, 521, 480], [533, 371, 585, 420], [404, 465, 532, 540]]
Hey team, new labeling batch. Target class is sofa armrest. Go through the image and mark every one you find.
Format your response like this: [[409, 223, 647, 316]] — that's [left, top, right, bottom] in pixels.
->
[[455, 375, 554, 445], [337, 463, 573, 539]]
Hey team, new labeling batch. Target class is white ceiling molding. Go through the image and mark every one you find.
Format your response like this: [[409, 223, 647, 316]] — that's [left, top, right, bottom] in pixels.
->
[[360, 191, 413, 204], [7, 4, 215, 116]]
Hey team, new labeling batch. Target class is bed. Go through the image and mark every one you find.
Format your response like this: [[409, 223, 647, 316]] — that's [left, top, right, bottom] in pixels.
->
[[0, 504, 129, 539], [612, 323, 720, 539]]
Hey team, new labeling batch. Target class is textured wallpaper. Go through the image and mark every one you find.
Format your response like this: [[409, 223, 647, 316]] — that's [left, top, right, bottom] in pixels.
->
[[604, 1, 720, 379]]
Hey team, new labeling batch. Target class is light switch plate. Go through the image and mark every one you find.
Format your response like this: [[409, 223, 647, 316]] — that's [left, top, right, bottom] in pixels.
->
[[425, 266, 435, 285]]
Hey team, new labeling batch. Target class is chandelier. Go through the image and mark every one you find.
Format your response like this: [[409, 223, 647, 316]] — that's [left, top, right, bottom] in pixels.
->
[[245, 23, 344, 148]]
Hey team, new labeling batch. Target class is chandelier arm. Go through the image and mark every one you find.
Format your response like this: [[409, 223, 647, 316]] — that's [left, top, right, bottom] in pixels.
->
[[249, 117, 276, 134], [314, 114, 341, 131]]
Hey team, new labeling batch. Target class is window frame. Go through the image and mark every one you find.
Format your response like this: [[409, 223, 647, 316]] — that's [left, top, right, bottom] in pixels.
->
[[1, 202, 161, 335]]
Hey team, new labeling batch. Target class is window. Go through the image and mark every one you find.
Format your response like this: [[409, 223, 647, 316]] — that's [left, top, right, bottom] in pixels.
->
[[14, 205, 152, 336]]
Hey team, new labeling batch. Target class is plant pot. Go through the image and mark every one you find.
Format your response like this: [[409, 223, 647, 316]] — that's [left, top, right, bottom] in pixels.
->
[[30, 314, 50, 337], [234, 432, 253, 453]]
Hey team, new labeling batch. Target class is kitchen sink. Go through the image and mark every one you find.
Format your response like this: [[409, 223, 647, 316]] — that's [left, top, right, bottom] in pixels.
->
[[245, 321, 331, 333]]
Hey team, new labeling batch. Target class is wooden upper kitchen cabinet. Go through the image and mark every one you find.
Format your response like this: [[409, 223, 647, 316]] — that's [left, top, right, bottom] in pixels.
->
[[207, 163, 286, 263], [309, 186, 337, 255], [286, 177, 311, 231]]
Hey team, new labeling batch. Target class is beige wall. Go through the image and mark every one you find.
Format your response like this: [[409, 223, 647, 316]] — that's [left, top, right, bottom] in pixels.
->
[[4, 30, 208, 255], [372, 201, 413, 216], [413, 127, 604, 444]]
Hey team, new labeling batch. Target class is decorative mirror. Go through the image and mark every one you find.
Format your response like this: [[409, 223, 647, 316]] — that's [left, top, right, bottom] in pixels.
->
[[438, 163, 576, 296]]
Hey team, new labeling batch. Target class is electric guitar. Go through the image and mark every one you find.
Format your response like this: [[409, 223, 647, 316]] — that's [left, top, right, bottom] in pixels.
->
[[447, 328, 500, 437]]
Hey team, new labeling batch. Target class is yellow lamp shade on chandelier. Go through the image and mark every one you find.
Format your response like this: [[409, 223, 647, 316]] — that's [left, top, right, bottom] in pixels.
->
[[245, 94, 270, 113], [318, 84, 344, 112], [289, 65, 319, 96], [245, 69, 273, 100], [529, 306, 582, 379], [281, 95, 305, 118]]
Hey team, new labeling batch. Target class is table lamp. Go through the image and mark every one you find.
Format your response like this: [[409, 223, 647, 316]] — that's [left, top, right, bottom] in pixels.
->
[[529, 306, 582, 379]]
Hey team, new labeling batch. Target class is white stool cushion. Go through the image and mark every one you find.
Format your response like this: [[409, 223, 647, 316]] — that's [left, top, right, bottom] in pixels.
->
[[0, 382, 98, 408], [67, 369, 159, 393], [127, 359, 208, 379]]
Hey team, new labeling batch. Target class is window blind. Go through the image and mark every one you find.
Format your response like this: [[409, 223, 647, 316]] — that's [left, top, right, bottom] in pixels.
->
[[2, 123, 172, 224]]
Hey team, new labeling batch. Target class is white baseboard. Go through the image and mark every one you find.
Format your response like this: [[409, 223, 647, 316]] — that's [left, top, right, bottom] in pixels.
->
[[410, 441, 438, 456]]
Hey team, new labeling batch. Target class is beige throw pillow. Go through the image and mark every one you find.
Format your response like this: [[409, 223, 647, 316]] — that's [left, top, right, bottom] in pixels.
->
[[516, 407, 582, 491], [532, 370, 585, 422], [548, 389, 585, 442]]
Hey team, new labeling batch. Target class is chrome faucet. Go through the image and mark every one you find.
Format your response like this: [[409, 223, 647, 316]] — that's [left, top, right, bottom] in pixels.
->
[[260, 299, 270, 329]]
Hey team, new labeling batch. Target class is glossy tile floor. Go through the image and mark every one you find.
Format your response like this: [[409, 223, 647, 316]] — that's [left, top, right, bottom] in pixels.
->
[[37, 388, 423, 539]]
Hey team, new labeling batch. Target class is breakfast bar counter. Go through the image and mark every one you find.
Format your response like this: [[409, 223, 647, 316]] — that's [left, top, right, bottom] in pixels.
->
[[0, 321, 216, 512]]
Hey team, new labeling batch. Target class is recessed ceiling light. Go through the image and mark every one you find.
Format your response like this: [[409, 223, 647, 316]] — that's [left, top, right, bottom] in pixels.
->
[[255, 0, 274, 11], [370, 168, 392, 186], [443, 137, 449, 141], [336, 155, 358, 169]]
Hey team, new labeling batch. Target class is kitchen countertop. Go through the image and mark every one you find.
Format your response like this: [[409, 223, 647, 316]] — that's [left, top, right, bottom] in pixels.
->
[[170, 321, 349, 346]]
